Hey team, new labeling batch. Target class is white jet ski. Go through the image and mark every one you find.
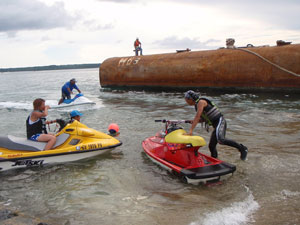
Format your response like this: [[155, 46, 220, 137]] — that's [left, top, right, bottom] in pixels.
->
[[49, 94, 95, 108]]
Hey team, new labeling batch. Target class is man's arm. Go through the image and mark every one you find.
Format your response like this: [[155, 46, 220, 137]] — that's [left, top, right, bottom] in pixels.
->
[[67, 87, 73, 95], [74, 84, 81, 93], [31, 106, 50, 120], [187, 100, 207, 135]]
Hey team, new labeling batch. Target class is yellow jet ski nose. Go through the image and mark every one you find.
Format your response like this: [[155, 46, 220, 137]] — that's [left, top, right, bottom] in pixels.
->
[[78, 128, 94, 137]]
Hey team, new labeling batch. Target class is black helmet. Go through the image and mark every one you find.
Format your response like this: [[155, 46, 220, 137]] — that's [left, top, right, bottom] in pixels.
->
[[184, 90, 199, 101]]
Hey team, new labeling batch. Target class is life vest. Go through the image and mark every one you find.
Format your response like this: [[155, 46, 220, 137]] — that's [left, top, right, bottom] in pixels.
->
[[195, 97, 222, 126], [26, 111, 47, 139], [134, 40, 140, 48]]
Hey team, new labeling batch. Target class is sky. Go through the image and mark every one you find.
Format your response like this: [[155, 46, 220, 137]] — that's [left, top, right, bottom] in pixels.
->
[[0, 0, 299, 68]]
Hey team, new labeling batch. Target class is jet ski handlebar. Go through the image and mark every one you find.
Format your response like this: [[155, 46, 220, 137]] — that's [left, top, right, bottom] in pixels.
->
[[155, 119, 191, 124]]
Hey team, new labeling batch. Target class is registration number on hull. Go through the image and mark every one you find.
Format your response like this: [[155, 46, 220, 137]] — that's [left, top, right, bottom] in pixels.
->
[[78, 143, 103, 151]]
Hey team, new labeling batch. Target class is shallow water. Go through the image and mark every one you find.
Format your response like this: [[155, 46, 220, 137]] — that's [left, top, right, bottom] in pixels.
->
[[0, 69, 299, 225]]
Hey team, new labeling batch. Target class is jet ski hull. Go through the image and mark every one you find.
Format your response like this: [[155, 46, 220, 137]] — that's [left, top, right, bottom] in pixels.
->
[[0, 121, 122, 172], [48, 93, 95, 109], [0, 143, 121, 171], [142, 130, 236, 184]]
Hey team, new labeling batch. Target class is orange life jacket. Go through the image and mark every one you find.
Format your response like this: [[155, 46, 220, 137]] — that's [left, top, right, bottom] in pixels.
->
[[134, 40, 141, 47]]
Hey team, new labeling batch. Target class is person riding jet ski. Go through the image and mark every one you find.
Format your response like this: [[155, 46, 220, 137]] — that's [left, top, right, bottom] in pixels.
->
[[184, 90, 248, 160], [58, 78, 81, 105], [51, 110, 83, 132], [26, 98, 56, 150]]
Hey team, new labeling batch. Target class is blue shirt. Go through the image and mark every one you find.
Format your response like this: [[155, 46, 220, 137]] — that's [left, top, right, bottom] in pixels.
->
[[62, 81, 78, 95]]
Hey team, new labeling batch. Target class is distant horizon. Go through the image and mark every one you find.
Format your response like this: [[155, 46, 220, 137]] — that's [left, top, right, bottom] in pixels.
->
[[1, 62, 100, 69], [0, 63, 100, 73]]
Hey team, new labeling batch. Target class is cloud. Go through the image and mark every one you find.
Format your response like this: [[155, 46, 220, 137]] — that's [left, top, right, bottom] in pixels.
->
[[169, 0, 300, 30], [0, 0, 78, 33], [95, 0, 134, 3], [82, 19, 114, 31], [153, 36, 220, 50], [94, 0, 300, 30]]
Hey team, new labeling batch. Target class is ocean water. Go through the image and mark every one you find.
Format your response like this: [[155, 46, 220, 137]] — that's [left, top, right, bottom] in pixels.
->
[[0, 68, 299, 225]]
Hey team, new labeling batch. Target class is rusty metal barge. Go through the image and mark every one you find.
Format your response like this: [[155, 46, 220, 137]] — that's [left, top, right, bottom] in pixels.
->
[[99, 44, 300, 92]]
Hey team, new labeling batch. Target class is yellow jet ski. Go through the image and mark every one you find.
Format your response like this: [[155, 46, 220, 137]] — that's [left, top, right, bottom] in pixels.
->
[[0, 120, 122, 172]]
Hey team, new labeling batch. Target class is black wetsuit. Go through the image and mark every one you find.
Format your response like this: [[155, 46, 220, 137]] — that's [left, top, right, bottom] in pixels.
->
[[195, 98, 244, 158]]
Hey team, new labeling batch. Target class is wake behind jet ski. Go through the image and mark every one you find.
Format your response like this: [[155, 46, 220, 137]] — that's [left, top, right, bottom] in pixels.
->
[[142, 120, 236, 184]]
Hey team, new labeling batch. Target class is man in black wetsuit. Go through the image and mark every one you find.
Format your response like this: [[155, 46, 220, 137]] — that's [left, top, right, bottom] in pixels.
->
[[184, 90, 248, 160]]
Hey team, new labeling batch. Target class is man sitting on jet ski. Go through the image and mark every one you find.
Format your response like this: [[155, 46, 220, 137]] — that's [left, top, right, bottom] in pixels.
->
[[26, 98, 56, 150], [184, 90, 248, 160]]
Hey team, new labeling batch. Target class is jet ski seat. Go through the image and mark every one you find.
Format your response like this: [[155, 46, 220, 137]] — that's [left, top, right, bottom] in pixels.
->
[[0, 133, 70, 151], [165, 129, 206, 147]]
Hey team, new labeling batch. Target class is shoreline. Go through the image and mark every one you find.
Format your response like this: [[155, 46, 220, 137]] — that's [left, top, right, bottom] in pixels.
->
[[0, 63, 100, 73], [0, 204, 50, 225]]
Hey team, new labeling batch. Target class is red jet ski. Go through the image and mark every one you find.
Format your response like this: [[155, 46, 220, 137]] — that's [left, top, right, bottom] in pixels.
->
[[142, 120, 236, 184]]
